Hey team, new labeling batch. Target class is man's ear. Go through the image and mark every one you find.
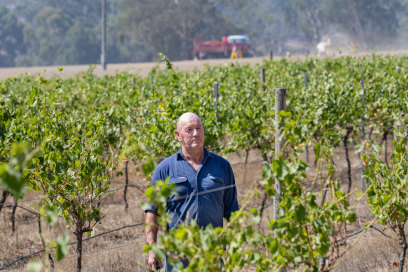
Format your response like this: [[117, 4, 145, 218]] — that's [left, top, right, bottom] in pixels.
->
[[175, 130, 180, 141]]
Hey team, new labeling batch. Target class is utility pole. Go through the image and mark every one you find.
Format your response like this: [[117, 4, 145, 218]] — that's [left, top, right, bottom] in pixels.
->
[[101, 0, 107, 70]]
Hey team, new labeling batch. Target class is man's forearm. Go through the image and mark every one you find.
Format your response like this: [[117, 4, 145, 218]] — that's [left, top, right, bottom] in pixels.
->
[[145, 211, 163, 270], [145, 211, 159, 246]]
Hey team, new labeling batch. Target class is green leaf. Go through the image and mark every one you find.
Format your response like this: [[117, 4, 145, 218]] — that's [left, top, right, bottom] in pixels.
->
[[45, 204, 58, 227], [27, 259, 43, 272], [250, 208, 261, 224], [56, 233, 70, 261], [269, 239, 279, 255], [143, 244, 151, 254], [294, 256, 302, 263], [295, 204, 306, 222], [142, 157, 156, 178], [0, 164, 26, 199], [355, 144, 363, 153]]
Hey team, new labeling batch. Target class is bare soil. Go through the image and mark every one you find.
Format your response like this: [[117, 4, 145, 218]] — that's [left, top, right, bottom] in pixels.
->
[[0, 57, 266, 80]]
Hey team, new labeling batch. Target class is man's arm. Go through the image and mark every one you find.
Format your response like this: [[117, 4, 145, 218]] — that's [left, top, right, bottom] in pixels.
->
[[223, 162, 239, 220], [146, 210, 159, 245], [145, 211, 162, 270]]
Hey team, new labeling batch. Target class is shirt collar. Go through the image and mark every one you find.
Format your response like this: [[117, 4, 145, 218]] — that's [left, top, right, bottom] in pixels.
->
[[176, 148, 214, 160]]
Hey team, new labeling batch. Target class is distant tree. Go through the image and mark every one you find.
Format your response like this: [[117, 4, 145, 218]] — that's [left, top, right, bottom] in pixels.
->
[[118, 0, 237, 61], [17, 0, 100, 27], [398, 0, 408, 38], [324, 0, 401, 49], [55, 22, 99, 65], [285, 0, 327, 46], [31, 7, 73, 65], [0, 4, 25, 67], [15, 0, 101, 66], [216, 0, 306, 56], [15, 24, 41, 66]]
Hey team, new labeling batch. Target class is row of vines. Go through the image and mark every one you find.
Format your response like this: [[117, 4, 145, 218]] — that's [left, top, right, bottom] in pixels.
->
[[1, 54, 408, 271]]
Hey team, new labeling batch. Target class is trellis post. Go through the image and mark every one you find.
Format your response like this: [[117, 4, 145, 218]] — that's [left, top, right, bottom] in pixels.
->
[[213, 82, 218, 120], [274, 88, 287, 220]]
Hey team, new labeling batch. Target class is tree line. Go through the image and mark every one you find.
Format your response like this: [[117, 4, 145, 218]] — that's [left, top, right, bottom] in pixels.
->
[[0, 0, 407, 67]]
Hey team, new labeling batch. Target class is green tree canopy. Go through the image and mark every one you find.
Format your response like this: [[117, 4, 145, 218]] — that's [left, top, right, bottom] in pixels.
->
[[118, 0, 237, 61], [0, 4, 25, 67], [325, 0, 401, 49], [55, 21, 99, 65]]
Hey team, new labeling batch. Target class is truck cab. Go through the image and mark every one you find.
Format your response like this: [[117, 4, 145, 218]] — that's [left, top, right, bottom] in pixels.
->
[[226, 35, 251, 45]]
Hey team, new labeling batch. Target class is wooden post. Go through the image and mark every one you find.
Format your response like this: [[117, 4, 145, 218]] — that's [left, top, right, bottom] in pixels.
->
[[124, 161, 129, 211], [213, 83, 218, 120], [260, 68, 265, 92], [273, 88, 286, 220], [361, 78, 366, 191], [270, 50, 273, 60], [11, 200, 17, 233]]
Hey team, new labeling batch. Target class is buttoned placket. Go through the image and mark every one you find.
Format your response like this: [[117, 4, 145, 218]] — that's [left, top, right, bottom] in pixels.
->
[[181, 150, 210, 227]]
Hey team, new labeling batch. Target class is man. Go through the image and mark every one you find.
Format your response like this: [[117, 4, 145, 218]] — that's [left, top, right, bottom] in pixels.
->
[[145, 112, 239, 271]]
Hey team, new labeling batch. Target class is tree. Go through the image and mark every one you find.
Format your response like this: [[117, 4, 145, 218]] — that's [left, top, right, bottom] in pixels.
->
[[216, 0, 315, 55], [118, 0, 237, 61], [286, 0, 327, 45], [15, 0, 101, 66], [0, 4, 25, 67], [32, 7, 73, 65], [55, 22, 99, 65], [324, 0, 401, 49]]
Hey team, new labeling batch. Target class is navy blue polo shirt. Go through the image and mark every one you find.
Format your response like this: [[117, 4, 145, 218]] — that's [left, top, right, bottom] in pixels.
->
[[145, 148, 239, 229]]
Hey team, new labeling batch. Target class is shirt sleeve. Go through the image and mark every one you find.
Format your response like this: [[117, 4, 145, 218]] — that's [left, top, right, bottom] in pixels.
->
[[144, 161, 169, 214], [223, 162, 239, 220]]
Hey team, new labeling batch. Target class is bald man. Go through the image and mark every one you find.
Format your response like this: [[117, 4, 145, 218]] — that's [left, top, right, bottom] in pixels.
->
[[144, 112, 239, 271]]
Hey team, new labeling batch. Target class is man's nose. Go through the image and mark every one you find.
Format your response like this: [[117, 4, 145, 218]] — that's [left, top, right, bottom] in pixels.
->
[[193, 129, 200, 135]]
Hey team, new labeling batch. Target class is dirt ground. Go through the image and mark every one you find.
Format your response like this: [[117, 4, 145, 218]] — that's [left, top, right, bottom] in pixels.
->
[[0, 49, 407, 81], [0, 135, 404, 271], [0, 57, 266, 80]]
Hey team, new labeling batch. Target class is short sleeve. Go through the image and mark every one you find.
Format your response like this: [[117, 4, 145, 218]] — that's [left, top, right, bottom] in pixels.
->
[[144, 160, 170, 214], [223, 162, 239, 220]]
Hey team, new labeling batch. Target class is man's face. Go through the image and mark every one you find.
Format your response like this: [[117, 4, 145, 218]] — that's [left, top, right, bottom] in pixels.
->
[[175, 117, 205, 150]]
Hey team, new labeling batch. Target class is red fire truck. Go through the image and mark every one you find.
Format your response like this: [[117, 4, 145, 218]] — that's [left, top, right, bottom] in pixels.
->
[[193, 35, 252, 60]]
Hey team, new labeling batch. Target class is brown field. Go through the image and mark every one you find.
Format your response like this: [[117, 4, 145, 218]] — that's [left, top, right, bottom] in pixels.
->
[[1, 53, 408, 271], [0, 48, 407, 81], [0, 57, 266, 80]]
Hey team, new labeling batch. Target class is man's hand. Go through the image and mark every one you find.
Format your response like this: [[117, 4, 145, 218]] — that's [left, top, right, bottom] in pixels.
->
[[146, 250, 163, 271]]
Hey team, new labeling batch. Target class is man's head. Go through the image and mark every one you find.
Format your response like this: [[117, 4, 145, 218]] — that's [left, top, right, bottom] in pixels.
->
[[175, 112, 204, 150]]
